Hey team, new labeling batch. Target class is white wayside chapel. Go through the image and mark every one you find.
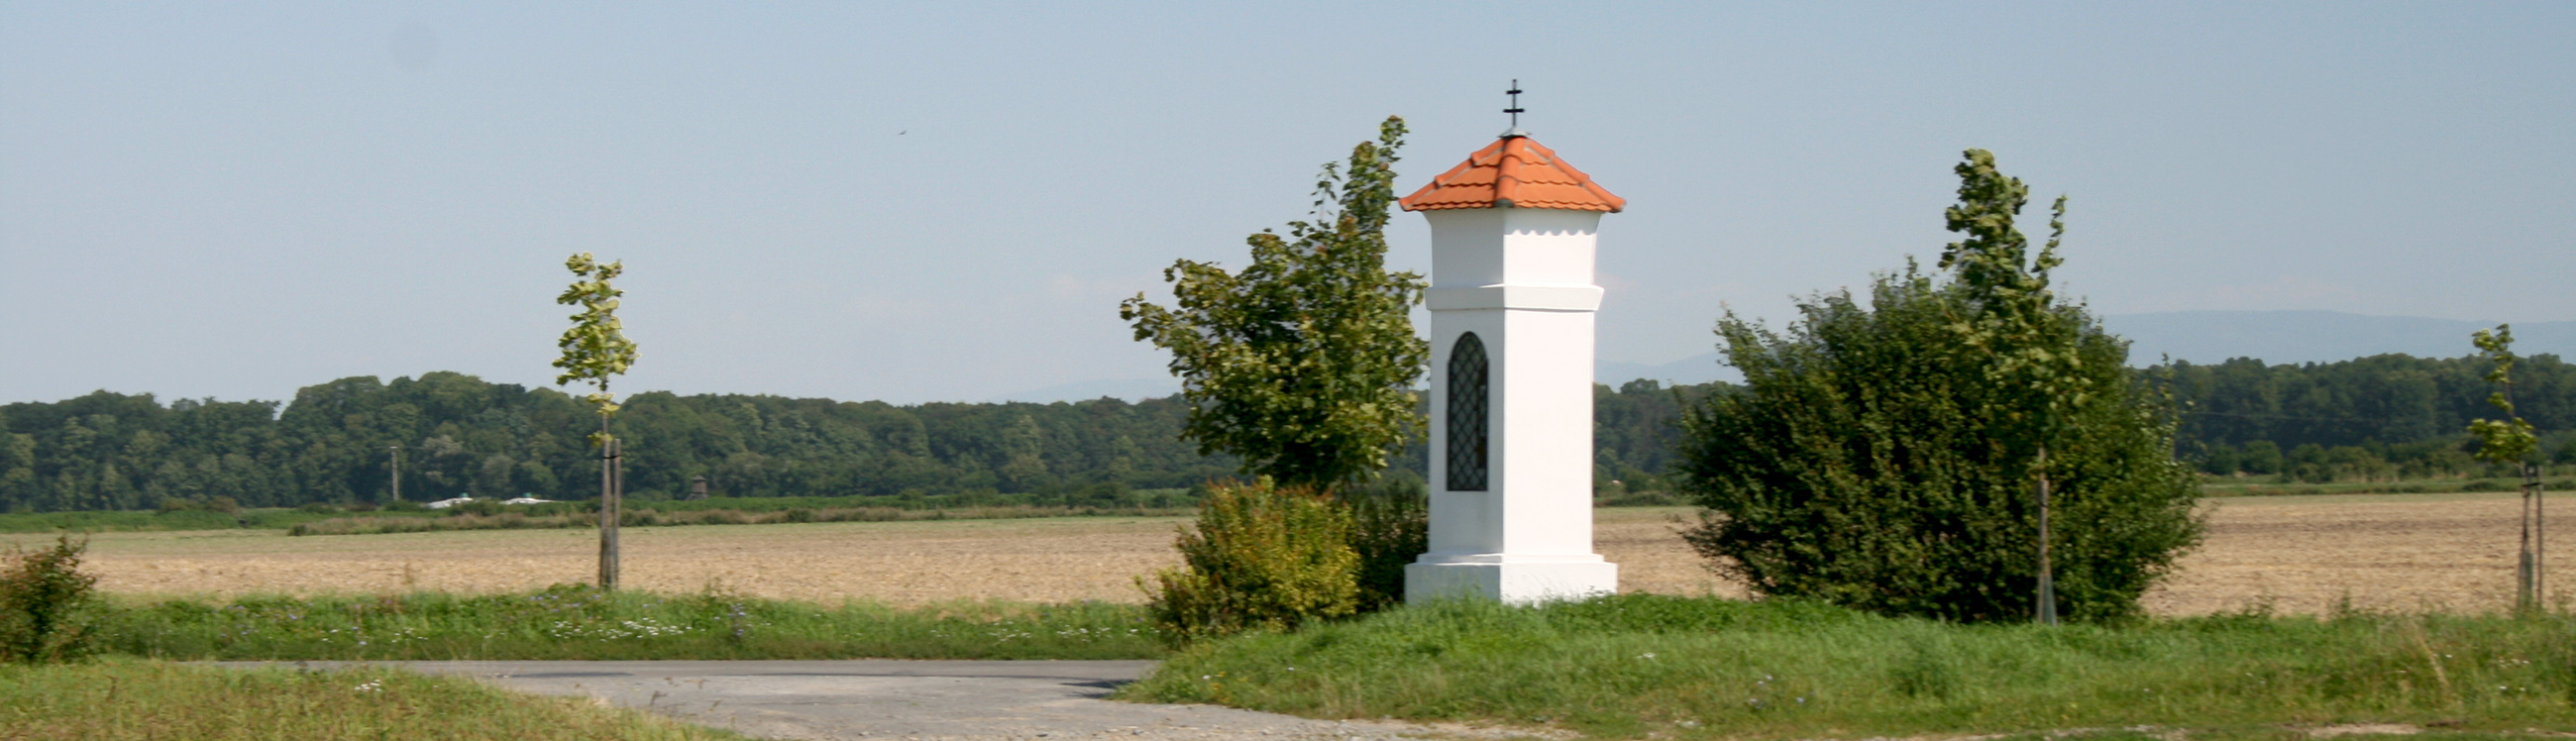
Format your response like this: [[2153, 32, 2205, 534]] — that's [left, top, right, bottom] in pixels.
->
[[1398, 127, 1625, 604]]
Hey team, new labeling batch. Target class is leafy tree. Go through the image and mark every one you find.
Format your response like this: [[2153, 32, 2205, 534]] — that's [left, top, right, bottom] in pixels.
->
[[1120, 116, 1430, 489], [554, 253, 639, 589], [2469, 325, 2544, 611], [1936, 150, 2090, 623], [1674, 150, 2201, 623]]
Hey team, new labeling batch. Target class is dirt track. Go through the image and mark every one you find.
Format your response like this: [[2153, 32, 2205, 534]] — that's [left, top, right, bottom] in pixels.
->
[[12, 493, 2572, 616]]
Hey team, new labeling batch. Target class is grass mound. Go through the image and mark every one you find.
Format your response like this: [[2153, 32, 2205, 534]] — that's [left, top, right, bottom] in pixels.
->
[[99, 584, 1165, 661], [0, 658, 744, 740], [1123, 593, 2576, 739]]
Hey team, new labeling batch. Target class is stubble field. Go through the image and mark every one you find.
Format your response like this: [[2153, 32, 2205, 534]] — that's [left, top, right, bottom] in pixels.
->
[[9, 492, 2570, 616]]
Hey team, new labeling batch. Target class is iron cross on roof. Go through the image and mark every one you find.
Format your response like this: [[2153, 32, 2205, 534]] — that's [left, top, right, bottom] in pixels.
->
[[1504, 80, 1524, 127]]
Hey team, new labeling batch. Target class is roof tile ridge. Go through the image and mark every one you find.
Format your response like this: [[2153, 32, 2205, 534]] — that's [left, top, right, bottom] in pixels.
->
[[1493, 136, 1528, 208]]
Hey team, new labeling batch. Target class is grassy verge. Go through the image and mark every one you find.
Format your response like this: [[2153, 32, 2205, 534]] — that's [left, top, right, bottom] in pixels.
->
[[285, 503, 1195, 536], [1121, 594, 2576, 740], [0, 490, 1201, 535], [98, 584, 1166, 661], [0, 507, 354, 534], [2200, 477, 2574, 498], [0, 658, 746, 740]]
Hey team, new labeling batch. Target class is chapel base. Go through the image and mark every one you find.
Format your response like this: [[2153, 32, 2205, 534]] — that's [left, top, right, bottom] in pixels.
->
[[1404, 558, 1618, 605]]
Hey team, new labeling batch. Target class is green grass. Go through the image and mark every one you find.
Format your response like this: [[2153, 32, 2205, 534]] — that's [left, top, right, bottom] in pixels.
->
[[1120, 594, 2576, 740], [95, 584, 1167, 661], [284, 503, 1197, 535], [0, 489, 1202, 535], [2200, 476, 2574, 498], [0, 658, 747, 740], [0, 507, 358, 534]]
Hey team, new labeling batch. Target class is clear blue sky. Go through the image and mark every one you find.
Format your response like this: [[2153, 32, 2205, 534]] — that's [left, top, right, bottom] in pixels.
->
[[5, 2, 2570, 405]]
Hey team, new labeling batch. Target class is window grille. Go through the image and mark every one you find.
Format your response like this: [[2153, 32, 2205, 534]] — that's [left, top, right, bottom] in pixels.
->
[[1447, 332, 1489, 491]]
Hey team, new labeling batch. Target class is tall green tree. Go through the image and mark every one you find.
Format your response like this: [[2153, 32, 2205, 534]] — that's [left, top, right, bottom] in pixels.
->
[[1674, 150, 2200, 623], [1120, 116, 1430, 489], [2469, 324, 2544, 611], [553, 253, 639, 589]]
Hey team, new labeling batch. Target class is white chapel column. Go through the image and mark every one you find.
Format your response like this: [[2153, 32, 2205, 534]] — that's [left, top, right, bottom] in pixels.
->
[[1399, 126, 1624, 604]]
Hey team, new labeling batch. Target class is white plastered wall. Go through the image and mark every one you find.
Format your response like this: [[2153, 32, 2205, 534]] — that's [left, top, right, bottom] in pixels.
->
[[1408, 207, 1619, 604]]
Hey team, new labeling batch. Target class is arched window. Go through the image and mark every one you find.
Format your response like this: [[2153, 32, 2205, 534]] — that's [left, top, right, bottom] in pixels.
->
[[1447, 332, 1489, 491]]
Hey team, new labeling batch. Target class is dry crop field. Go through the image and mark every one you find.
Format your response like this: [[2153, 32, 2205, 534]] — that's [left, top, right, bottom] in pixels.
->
[[8, 492, 2571, 616]]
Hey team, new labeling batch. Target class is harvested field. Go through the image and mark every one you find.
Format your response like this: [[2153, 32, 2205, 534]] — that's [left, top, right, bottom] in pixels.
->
[[10, 493, 2571, 616], [2143, 492, 2575, 616]]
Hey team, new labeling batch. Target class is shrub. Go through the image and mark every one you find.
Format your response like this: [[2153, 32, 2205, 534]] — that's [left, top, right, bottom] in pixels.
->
[[1141, 479, 1358, 641], [0, 535, 100, 663], [1676, 152, 2200, 623], [1337, 476, 1427, 614]]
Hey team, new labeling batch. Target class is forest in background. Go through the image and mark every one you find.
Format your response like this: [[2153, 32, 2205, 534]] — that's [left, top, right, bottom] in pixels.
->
[[0, 352, 2569, 513]]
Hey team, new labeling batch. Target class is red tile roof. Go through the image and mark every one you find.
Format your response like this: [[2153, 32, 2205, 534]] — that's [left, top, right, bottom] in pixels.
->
[[1399, 134, 1624, 213]]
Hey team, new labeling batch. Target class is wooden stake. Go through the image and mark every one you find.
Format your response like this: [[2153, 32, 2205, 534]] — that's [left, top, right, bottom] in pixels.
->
[[2037, 444, 2058, 625], [599, 432, 620, 590]]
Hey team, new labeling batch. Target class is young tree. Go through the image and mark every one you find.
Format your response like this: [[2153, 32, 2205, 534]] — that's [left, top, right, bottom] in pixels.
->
[[1674, 150, 2200, 623], [553, 253, 639, 589], [2469, 324, 2543, 612], [1120, 116, 1430, 489], [1937, 150, 2089, 624], [1123, 117, 1430, 616]]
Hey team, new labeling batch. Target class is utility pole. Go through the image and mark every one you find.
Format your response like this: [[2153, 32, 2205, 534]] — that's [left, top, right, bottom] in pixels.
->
[[387, 445, 403, 503]]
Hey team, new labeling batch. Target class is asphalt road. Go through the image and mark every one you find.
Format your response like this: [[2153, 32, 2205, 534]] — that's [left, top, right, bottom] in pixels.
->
[[217, 660, 1490, 741]]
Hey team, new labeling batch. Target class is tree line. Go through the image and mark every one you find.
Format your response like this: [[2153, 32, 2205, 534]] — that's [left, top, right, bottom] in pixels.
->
[[2162, 353, 2576, 478], [1, 353, 2567, 513], [0, 372, 1246, 513]]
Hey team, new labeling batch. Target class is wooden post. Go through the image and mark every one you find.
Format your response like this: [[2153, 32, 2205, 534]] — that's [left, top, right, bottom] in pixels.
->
[[2525, 461, 2543, 611], [387, 446, 403, 503], [2036, 443, 2058, 625], [599, 434, 620, 590]]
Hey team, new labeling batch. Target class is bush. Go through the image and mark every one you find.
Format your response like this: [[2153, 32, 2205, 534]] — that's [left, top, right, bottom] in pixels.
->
[[1680, 275, 2199, 623], [1337, 476, 1427, 614], [1675, 153, 2200, 624], [1140, 479, 1358, 641], [0, 535, 100, 663]]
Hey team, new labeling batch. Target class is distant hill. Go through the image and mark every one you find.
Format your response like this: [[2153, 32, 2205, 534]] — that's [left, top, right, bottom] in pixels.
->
[[2101, 310, 2576, 366]]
